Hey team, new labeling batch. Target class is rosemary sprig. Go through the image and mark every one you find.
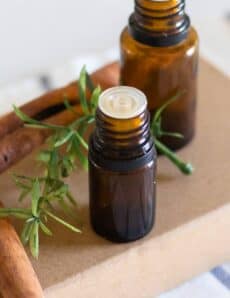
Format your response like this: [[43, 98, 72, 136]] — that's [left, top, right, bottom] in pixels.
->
[[151, 93, 194, 175], [0, 67, 97, 258], [0, 176, 81, 258], [0, 66, 194, 258]]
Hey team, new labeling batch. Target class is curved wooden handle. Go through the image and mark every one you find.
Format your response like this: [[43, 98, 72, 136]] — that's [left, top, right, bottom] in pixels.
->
[[0, 62, 119, 174], [0, 62, 120, 139]]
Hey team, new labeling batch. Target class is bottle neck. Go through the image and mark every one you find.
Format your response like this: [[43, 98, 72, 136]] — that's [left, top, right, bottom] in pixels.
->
[[129, 0, 190, 47], [90, 108, 153, 162]]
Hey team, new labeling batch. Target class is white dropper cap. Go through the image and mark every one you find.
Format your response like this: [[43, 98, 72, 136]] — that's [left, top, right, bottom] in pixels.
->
[[98, 86, 147, 119]]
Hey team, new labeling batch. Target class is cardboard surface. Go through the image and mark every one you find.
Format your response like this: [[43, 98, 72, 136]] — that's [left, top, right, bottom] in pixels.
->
[[0, 59, 230, 297]]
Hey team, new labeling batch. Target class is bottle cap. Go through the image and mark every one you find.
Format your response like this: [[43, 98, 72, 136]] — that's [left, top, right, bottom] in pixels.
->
[[98, 86, 147, 119]]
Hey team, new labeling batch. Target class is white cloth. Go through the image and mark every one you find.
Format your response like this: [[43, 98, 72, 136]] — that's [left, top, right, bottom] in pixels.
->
[[159, 266, 230, 298]]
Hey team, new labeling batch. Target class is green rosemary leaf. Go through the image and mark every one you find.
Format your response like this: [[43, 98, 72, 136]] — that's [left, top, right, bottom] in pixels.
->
[[57, 199, 77, 219], [77, 150, 88, 171], [160, 131, 184, 139], [153, 92, 184, 123], [48, 150, 59, 179], [39, 221, 52, 236], [75, 132, 88, 151], [0, 208, 31, 219], [64, 98, 77, 115], [24, 124, 50, 130], [69, 115, 90, 129], [87, 116, 95, 124], [52, 184, 69, 200], [31, 179, 41, 217], [14, 105, 63, 131], [26, 217, 36, 223], [66, 139, 73, 154], [25, 121, 65, 131], [90, 85, 101, 113], [73, 142, 88, 171], [13, 177, 31, 191], [13, 175, 33, 182], [45, 210, 81, 233], [61, 156, 75, 178], [66, 191, 77, 207], [21, 221, 33, 245], [155, 139, 194, 175], [44, 199, 56, 213], [151, 117, 162, 138], [54, 130, 75, 148], [77, 122, 88, 137], [79, 66, 90, 115], [37, 150, 51, 164], [71, 115, 95, 132], [63, 98, 72, 110], [13, 105, 37, 124], [86, 70, 95, 93], [44, 178, 61, 197], [29, 221, 39, 259], [71, 123, 89, 168], [18, 188, 31, 202]]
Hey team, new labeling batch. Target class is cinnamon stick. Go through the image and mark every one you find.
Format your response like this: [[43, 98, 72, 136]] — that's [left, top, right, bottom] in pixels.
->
[[0, 62, 119, 139], [0, 62, 119, 174], [0, 106, 82, 174], [0, 202, 43, 298]]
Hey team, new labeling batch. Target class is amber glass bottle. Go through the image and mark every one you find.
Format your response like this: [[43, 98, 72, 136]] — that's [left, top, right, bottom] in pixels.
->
[[120, 0, 199, 150], [89, 87, 157, 243]]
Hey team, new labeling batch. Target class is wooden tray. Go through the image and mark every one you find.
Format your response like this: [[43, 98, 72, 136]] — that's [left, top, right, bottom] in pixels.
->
[[0, 59, 229, 298]]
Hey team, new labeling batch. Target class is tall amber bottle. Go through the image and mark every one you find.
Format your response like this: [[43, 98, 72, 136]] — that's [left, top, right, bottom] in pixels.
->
[[89, 87, 157, 242], [120, 0, 199, 150]]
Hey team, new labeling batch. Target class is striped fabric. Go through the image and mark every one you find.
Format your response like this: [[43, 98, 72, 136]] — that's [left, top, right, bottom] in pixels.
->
[[158, 265, 230, 298], [0, 50, 229, 297]]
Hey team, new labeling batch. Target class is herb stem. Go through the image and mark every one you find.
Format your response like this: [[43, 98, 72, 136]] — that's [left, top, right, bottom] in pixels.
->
[[155, 139, 194, 175], [45, 210, 82, 233]]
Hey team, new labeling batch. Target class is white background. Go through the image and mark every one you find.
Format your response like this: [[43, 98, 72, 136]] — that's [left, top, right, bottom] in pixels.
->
[[0, 0, 229, 86]]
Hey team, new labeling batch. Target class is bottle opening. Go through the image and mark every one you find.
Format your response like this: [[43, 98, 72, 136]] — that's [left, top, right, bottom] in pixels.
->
[[98, 86, 147, 120], [130, 0, 189, 47]]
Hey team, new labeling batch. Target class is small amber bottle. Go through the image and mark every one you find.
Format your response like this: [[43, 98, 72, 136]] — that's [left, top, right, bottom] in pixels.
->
[[120, 0, 199, 150], [89, 87, 157, 242]]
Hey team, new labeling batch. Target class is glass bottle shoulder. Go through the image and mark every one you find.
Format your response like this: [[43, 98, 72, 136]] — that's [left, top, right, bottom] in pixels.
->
[[120, 26, 199, 59]]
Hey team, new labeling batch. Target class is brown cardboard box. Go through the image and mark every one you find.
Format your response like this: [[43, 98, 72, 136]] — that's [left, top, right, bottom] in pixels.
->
[[0, 59, 229, 297]]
